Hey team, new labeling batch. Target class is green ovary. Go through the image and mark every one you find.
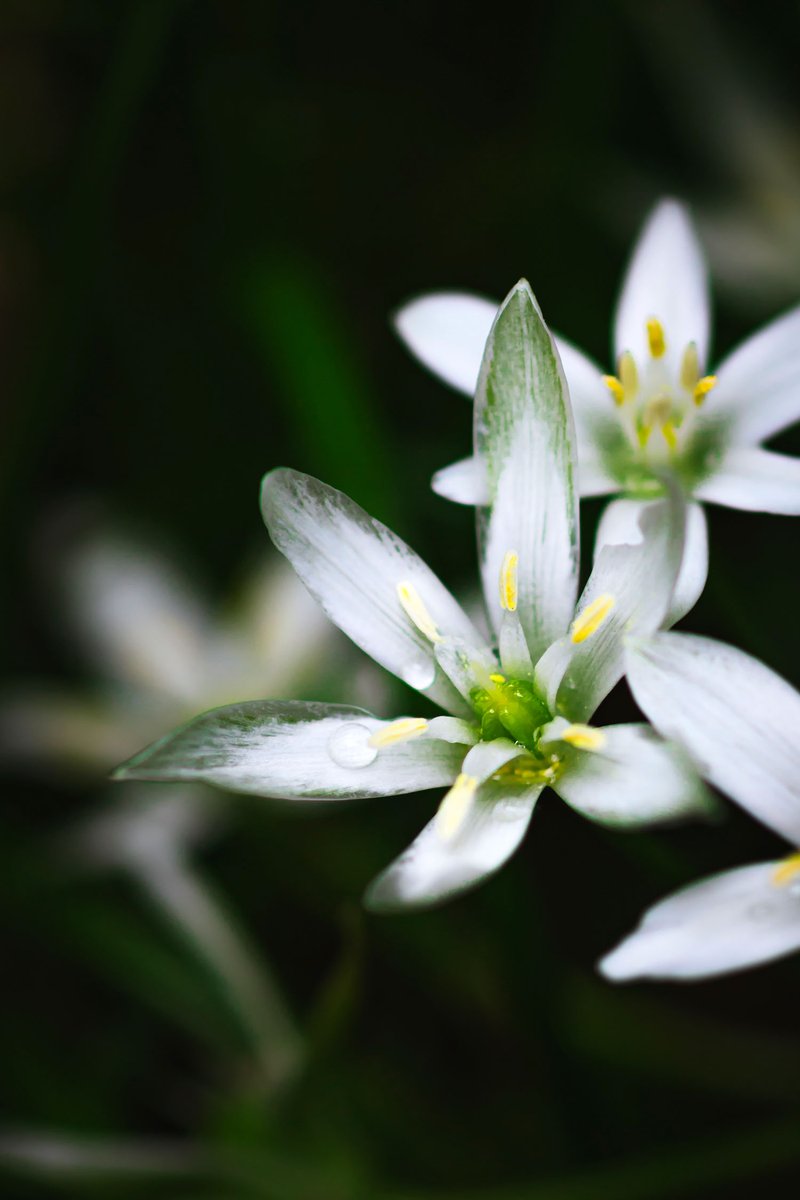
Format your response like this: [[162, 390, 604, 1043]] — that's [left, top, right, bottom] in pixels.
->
[[470, 677, 551, 756]]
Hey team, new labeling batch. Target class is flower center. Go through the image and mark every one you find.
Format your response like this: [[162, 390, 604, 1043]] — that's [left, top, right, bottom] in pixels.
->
[[470, 674, 550, 754], [602, 316, 717, 473]]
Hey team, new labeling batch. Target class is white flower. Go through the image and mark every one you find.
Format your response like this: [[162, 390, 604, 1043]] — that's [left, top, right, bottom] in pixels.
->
[[599, 632, 800, 981], [394, 198, 800, 616], [117, 282, 712, 912], [0, 529, 342, 773]]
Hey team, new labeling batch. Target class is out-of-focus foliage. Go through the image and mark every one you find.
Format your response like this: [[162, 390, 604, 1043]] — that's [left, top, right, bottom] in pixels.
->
[[1, 1, 799, 1197]]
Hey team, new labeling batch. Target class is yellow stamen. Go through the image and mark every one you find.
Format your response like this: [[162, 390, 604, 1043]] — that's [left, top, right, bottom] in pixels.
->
[[772, 852, 800, 887], [436, 773, 478, 840], [646, 317, 666, 358], [619, 351, 639, 397], [602, 374, 625, 406], [561, 724, 606, 752], [693, 375, 717, 406], [661, 419, 678, 451], [570, 593, 615, 644], [499, 550, 519, 612], [368, 718, 429, 748], [680, 342, 700, 391], [397, 581, 441, 643], [489, 673, 506, 684]]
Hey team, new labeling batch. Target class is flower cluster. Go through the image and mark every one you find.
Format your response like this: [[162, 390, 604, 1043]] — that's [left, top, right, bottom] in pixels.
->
[[121, 199, 800, 980]]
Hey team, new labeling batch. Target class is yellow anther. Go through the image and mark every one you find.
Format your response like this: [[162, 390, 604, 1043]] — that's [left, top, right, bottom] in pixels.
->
[[680, 342, 700, 391], [397, 581, 441, 643], [435, 773, 478, 840], [646, 317, 666, 358], [560, 724, 606, 752], [489, 673, 506, 684], [772, 852, 800, 887], [602, 374, 625, 406], [570, 593, 616, 644], [499, 550, 519, 612], [368, 718, 429, 749], [661, 419, 678, 451], [693, 375, 718, 406]]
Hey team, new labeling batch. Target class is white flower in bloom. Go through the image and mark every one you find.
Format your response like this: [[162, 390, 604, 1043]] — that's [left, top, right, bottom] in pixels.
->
[[395, 199, 800, 616], [599, 633, 800, 980], [117, 282, 712, 912]]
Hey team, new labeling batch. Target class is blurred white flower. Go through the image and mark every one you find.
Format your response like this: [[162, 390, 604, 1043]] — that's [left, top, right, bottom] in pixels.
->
[[600, 633, 800, 981], [118, 283, 711, 912], [1, 527, 350, 774]]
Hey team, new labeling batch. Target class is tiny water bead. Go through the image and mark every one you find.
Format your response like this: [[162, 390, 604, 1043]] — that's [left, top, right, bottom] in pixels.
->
[[327, 722, 379, 768], [599, 316, 721, 495]]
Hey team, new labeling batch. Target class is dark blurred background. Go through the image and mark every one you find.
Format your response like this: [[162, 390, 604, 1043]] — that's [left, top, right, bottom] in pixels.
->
[[2, 1, 800, 1196]]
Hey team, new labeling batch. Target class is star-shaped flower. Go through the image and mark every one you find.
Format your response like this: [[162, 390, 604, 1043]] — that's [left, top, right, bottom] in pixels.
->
[[117, 282, 712, 911], [395, 199, 800, 616], [599, 632, 800, 981]]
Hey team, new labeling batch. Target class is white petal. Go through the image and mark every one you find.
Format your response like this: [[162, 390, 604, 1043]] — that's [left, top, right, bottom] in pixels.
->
[[365, 756, 541, 910], [600, 861, 800, 981], [694, 447, 800, 514], [626, 632, 800, 843], [65, 534, 212, 703], [594, 498, 708, 626], [261, 469, 483, 714], [614, 199, 710, 368], [393, 292, 497, 394], [713, 304, 800, 444], [116, 701, 468, 800], [431, 455, 489, 505], [552, 723, 714, 828], [476, 281, 579, 661], [555, 495, 684, 721]]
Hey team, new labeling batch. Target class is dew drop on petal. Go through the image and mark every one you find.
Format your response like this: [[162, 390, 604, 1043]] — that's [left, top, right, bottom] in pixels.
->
[[327, 723, 378, 769], [400, 657, 436, 691]]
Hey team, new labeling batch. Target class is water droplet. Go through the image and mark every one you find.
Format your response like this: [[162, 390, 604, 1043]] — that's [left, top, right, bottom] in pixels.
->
[[327, 723, 377, 769], [401, 657, 436, 691], [747, 901, 774, 922], [789, 880, 800, 899]]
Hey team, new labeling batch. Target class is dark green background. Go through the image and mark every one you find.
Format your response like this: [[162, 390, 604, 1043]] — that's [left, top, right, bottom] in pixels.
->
[[2, 1, 800, 1196]]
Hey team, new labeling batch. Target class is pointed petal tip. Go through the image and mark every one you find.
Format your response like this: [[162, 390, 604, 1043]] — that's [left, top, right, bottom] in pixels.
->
[[260, 464, 294, 492], [596, 946, 636, 983], [391, 297, 419, 339], [110, 740, 166, 783], [501, 277, 539, 314]]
